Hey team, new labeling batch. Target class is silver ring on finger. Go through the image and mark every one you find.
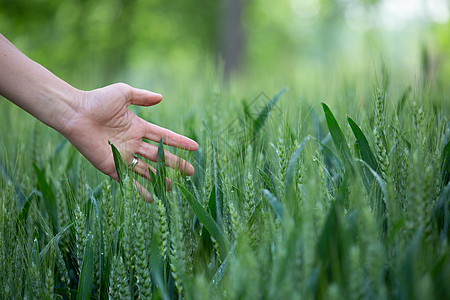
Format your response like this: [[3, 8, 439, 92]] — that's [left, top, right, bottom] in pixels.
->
[[129, 155, 139, 170]]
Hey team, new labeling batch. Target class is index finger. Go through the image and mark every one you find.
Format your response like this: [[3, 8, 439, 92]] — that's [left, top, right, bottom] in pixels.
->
[[141, 120, 199, 151]]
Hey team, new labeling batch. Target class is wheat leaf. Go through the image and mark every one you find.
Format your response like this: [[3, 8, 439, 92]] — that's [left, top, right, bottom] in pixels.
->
[[77, 233, 94, 300], [321, 103, 354, 171], [178, 184, 230, 258]]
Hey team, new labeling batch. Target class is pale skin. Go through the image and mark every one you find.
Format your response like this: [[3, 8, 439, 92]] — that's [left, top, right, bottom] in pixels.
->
[[0, 33, 198, 200]]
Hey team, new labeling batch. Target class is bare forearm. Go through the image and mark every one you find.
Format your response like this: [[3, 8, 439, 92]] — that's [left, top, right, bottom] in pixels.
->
[[0, 33, 80, 134]]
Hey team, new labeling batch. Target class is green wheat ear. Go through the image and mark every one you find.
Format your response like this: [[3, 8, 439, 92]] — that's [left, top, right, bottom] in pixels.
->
[[44, 265, 54, 299], [243, 171, 255, 223], [74, 203, 86, 270], [168, 192, 186, 294], [277, 137, 287, 183], [373, 88, 389, 181], [154, 196, 169, 260], [102, 180, 115, 251], [228, 199, 240, 241], [109, 255, 130, 299], [134, 217, 152, 299]]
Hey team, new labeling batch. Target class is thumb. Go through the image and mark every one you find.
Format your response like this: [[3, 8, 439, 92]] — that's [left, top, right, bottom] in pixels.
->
[[114, 83, 163, 106], [129, 87, 163, 107]]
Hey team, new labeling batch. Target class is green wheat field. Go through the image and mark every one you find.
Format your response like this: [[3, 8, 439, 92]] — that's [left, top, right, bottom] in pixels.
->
[[1, 66, 449, 299]]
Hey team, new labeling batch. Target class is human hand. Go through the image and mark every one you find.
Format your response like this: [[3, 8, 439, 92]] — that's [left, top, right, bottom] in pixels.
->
[[62, 83, 198, 200]]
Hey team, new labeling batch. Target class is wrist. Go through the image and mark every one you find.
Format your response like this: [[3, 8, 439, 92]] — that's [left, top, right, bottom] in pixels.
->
[[54, 86, 86, 137]]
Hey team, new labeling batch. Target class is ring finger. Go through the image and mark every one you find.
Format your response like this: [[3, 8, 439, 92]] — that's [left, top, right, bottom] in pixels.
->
[[132, 156, 171, 190]]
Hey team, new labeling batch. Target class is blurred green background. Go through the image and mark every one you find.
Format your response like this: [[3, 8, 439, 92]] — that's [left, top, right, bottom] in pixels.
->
[[1, 0, 449, 112]]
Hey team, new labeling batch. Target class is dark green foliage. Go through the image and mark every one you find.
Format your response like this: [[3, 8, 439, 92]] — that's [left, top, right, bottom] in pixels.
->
[[77, 233, 94, 300]]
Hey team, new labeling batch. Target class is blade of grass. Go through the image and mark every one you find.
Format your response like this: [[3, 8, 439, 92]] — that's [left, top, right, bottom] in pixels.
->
[[252, 87, 287, 135], [316, 177, 349, 295], [347, 116, 378, 172], [16, 190, 37, 228], [310, 136, 342, 173], [356, 159, 388, 224], [109, 141, 126, 189], [208, 184, 217, 221], [210, 242, 236, 288], [441, 137, 450, 188], [149, 168, 158, 192], [87, 184, 105, 299], [433, 182, 450, 243], [0, 163, 27, 206], [0, 160, 7, 182], [257, 167, 278, 199], [33, 163, 58, 233], [64, 145, 78, 173], [31, 237, 40, 270], [389, 125, 411, 150], [285, 136, 310, 200], [311, 108, 324, 140], [150, 234, 169, 300], [77, 233, 94, 300], [202, 120, 224, 230], [49, 138, 68, 163], [263, 189, 284, 220], [355, 159, 387, 199], [177, 184, 230, 258], [39, 222, 74, 260], [321, 103, 354, 171], [156, 137, 167, 200], [231, 185, 245, 206]]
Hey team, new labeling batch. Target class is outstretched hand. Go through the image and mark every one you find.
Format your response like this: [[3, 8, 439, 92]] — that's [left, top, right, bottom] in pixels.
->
[[62, 83, 198, 199]]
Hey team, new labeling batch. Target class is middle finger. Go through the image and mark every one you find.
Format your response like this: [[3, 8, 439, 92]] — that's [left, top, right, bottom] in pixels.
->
[[137, 141, 195, 176]]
